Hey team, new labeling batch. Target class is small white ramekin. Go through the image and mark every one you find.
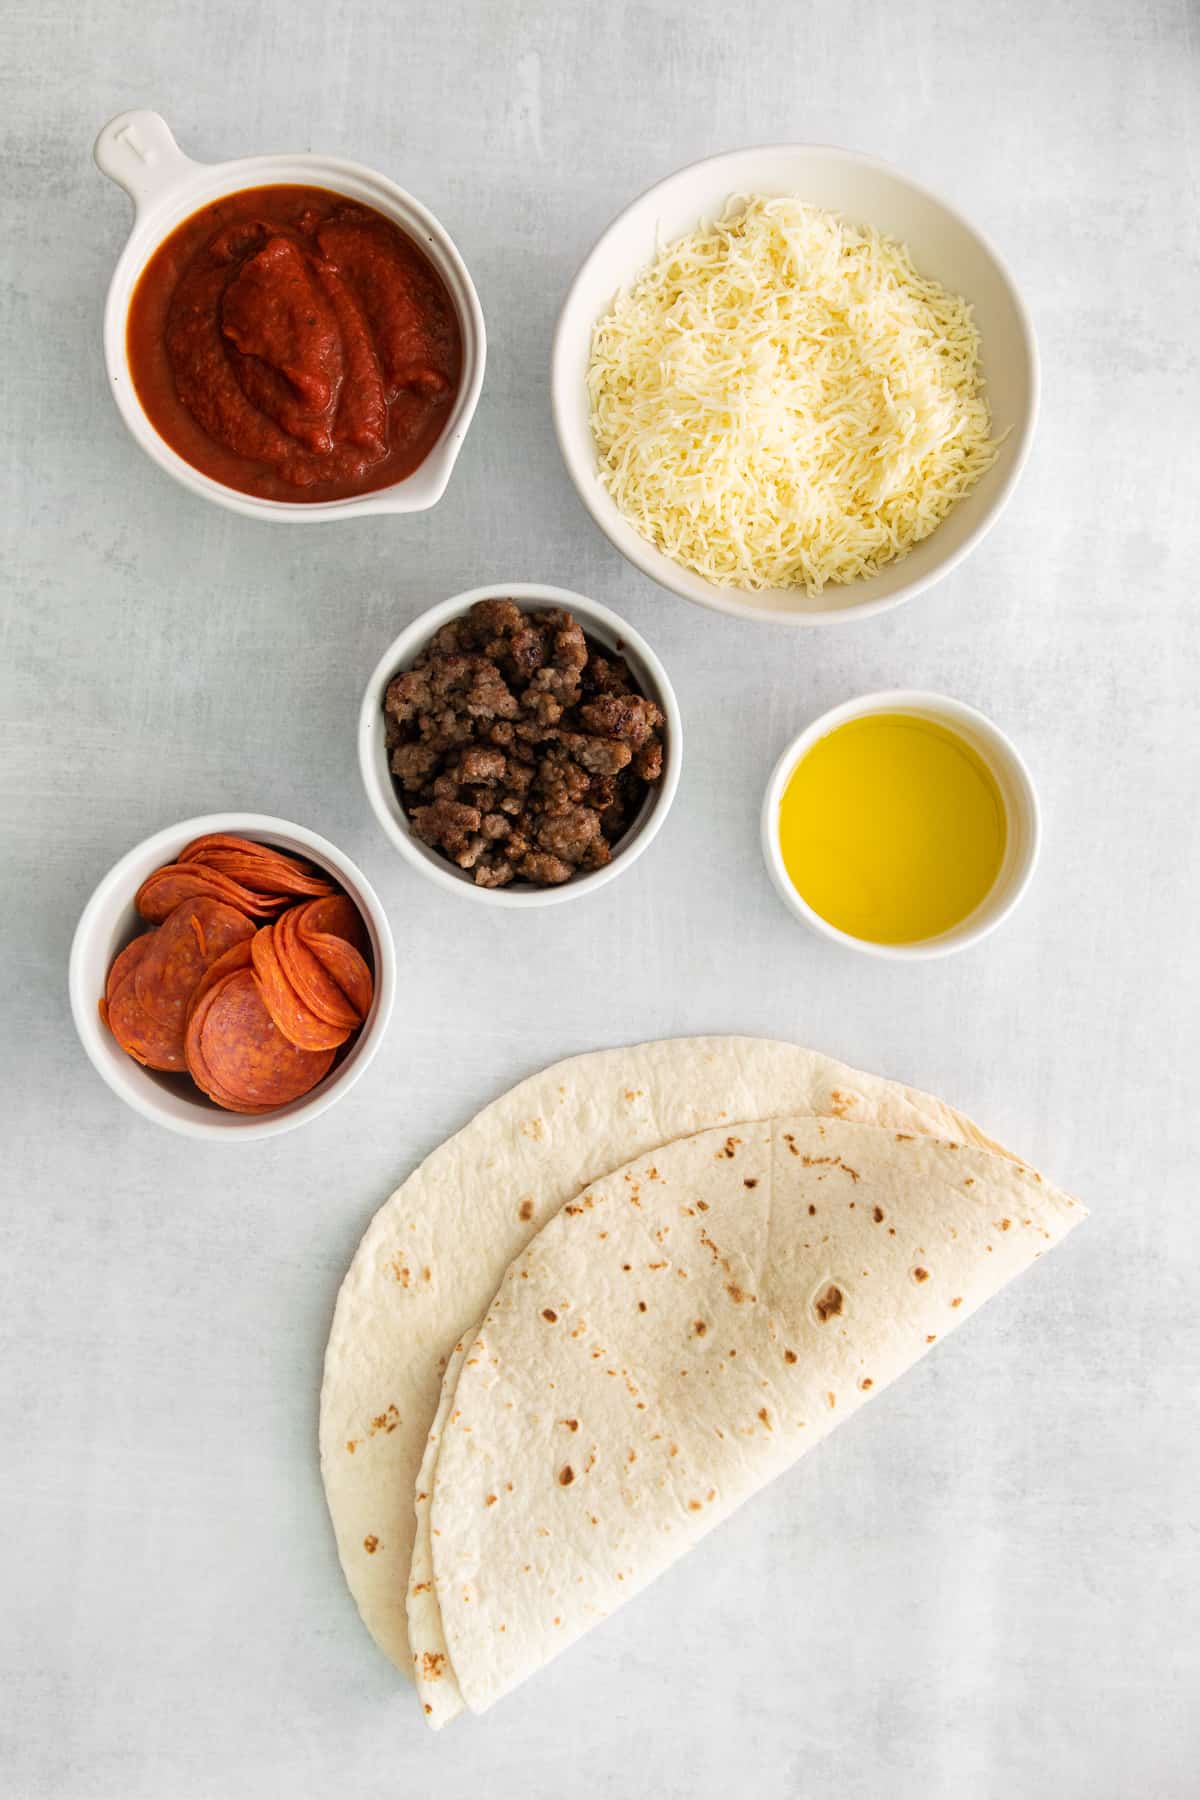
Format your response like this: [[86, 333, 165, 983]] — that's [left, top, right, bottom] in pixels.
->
[[93, 110, 486, 521], [760, 691, 1040, 959], [69, 813, 396, 1140], [359, 582, 682, 907]]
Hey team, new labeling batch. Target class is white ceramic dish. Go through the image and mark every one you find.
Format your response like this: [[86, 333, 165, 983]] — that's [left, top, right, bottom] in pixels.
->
[[69, 813, 396, 1139], [93, 110, 486, 521], [553, 144, 1039, 625], [761, 691, 1040, 958], [359, 582, 682, 907]]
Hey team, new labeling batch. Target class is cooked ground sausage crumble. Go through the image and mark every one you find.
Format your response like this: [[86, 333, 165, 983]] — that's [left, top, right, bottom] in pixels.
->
[[384, 599, 665, 887]]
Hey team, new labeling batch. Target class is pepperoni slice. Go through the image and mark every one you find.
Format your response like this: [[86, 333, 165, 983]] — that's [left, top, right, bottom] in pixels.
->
[[105, 972, 188, 1072], [274, 904, 361, 1029], [184, 973, 274, 1113], [198, 967, 334, 1107], [301, 930, 374, 1020], [250, 923, 350, 1052], [177, 833, 334, 896], [191, 852, 333, 897], [104, 932, 155, 1008], [185, 937, 255, 1026], [136, 864, 279, 923], [295, 894, 370, 956], [132, 898, 255, 1036]]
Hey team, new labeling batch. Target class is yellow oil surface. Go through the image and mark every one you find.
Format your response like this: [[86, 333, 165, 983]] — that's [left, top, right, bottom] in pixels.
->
[[778, 713, 1007, 943]]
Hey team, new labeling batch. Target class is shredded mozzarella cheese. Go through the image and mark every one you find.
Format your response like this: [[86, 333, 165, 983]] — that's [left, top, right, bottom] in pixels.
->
[[588, 197, 1000, 594]]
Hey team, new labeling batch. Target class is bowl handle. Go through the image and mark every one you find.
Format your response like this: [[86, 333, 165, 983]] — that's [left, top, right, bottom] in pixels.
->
[[94, 111, 197, 216]]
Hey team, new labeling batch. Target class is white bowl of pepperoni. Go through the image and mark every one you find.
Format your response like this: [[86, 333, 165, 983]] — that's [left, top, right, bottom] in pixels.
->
[[93, 110, 485, 520], [69, 815, 396, 1140]]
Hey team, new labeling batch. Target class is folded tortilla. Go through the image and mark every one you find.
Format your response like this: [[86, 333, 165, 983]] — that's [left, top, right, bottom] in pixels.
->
[[416, 1116, 1083, 1722], [320, 1038, 1008, 1679]]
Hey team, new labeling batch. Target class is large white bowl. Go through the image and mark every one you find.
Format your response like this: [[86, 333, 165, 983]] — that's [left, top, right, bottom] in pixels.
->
[[760, 691, 1040, 958], [553, 145, 1038, 625], [94, 110, 486, 522], [69, 813, 397, 1140], [359, 582, 682, 907]]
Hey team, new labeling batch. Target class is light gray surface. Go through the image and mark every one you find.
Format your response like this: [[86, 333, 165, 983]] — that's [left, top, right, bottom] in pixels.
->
[[2, 2, 1197, 1795]]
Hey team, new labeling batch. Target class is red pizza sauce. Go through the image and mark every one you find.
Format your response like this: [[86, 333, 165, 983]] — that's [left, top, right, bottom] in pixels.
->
[[126, 185, 462, 503]]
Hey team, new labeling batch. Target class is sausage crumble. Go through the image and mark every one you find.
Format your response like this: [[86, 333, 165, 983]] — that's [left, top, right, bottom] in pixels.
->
[[384, 599, 666, 887]]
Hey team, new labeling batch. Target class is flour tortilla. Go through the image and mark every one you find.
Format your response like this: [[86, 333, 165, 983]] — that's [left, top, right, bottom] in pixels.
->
[[320, 1038, 1009, 1676], [422, 1117, 1083, 1719]]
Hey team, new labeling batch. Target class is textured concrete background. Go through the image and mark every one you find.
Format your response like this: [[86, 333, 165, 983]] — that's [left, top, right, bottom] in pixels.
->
[[2, 2, 1197, 1796]]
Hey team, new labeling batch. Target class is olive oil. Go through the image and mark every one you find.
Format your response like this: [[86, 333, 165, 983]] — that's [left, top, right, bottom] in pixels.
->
[[778, 713, 1007, 943]]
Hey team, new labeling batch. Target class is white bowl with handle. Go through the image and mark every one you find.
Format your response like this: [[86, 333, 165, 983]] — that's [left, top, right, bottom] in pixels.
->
[[553, 144, 1038, 625], [94, 110, 486, 521]]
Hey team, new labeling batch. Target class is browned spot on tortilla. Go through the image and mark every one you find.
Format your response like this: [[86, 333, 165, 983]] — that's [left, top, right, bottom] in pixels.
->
[[391, 1261, 411, 1286], [648, 1260, 667, 1270], [637, 1300, 647, 1312], [716, 1135, 742, 1159], [693, 1319, 707, 1336], [829, 1088, 853, 1117], [783, 1348, 798, 1364], [758, 1407, 772, 1429], [564, 1202, 582, 1216], [1000, 1218, 1012, 1230], [363, 1535, 379, 1554], [562, 1418, 579, 1431], [726, 1281, 755, 1304], [951, 1296, 963, 1308], [688, 1498, 703, 1511], [873, 1206, 885, 1223], [647, 1166, 659, 1180], [814, 1283, 844, 1323], [669, 1442, 679, 1456], [422, 1651, 446, 1679], [558, 1465, 575, 1487], [485, 1494, 497, 1506], [808, 1203, 817, 1216], [896, 1132, 913, 1141], [368, 1404, 400, 1436], [964, 1177, 975, 1188], [345, 1440, 359, 1454], [424, 1704, 432, 1715], [744, 1177, 759, 1189], [801, 1152, 860, 1183], [826, 1391, 837, 1408], [926, 1333, 937, 1343], [518, 1198, 534, 1222], [541, 1308, 558, 1323], [912, 1267, 930, 1283], [411, 1580, 430, 1594], [859, 1377, 873, 1391], [520, 1117, 544, 1140]]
